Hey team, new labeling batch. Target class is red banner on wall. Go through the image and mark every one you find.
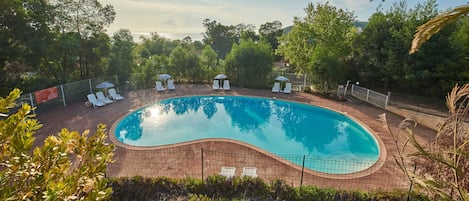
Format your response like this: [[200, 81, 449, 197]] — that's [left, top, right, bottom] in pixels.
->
[[34, 87, 59, 104]]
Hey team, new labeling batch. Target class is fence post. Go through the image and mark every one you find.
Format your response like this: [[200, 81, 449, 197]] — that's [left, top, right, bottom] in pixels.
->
[[201, 148, 204, 182], [303, 74, 307, 91], [344, 80, 351, 96], [88, 79, 93, 93], [351, 84, 355, 95], [300, 155, 305, 189], [29, 93, 35, 114], [60, 85, 66, 106], [385, 92, 391, 107], [366, 89, 370, 101]]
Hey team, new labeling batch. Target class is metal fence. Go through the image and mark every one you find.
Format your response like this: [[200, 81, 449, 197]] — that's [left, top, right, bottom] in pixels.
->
[[14, 79, 113, 115], [350, 84, 391, 108], [108, 148, 410, 191]]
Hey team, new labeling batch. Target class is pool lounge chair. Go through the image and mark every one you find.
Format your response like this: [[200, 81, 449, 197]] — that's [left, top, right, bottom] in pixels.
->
[[167, 79, 176, 90], [155, 81, 165, 92], [223, 80, 230, 90], [220, 166, 236, 178], [96, 91, 113, 104], [271, 82, 280, 93], [86, 93, 106, 108], [108, 88, 124, 101], [283, 82, 292, 94], [242, 167, 258, 177], [212, 80, 220, 90]]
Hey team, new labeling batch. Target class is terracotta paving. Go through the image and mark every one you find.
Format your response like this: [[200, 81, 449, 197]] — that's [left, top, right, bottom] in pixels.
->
[[35, 84, 436, 190]]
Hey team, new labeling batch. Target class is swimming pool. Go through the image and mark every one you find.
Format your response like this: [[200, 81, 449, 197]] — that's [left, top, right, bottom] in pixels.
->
[[114, 95, 380, 174]]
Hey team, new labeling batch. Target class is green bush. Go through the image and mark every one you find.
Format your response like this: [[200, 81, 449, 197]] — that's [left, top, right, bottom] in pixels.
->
[[109, 176, 430, 201]]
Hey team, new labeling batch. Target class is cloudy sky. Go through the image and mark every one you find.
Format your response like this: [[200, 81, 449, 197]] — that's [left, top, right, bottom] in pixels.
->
[[99, 0, 468, 41]]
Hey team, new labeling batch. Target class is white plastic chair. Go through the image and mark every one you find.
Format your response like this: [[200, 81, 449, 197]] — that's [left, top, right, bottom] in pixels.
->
[[242, 167, 258, 178], [220, 166, 236, 178]]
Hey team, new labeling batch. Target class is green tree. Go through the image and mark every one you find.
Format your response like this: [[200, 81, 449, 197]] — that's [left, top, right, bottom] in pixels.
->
[[202, 18, 236, 59], [225, 40, 273, 88], [0, 89, 114, 200], [276, 20, 315, 75], [49, 0, 115, 79], [382, 2, 469, 200], [277, 2, 355, 86], [168, 46, 201, 82], [0, 0, 53, 95], [259, 20, 283, 60], [354, 0, 444, 93], [109, 29, 135, 87], [200, 45, 219, 82]]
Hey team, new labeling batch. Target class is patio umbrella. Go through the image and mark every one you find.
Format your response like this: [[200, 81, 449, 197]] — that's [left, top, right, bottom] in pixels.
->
[[214, 74, 227, 80], [275, 76, 289, 90], [96, 81, 114, 96], [158, 73, 171, 81], [214, 74, 228, 88], [274, 76, 289, 82], [96, 81, 114, 89]]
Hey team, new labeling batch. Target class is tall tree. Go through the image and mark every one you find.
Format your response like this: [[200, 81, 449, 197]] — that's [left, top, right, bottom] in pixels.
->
[[277, 2, 356, 86], [49, 0, 115, 79], [109, 29, 135, 87], [276, 20, 315, 74], [259, 20, 283, 59], [200, 45, 219, 82], [168, 45, 201, 82], [202, 18, 236, 59], [0, 0, 53, 95], [225, 40, 273, 88]]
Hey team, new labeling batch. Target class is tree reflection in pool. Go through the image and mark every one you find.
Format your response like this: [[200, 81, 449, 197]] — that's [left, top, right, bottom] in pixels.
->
[[114, 95, 379, 174]]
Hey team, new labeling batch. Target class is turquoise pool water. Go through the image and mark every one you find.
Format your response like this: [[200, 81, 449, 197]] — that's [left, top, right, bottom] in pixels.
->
[[115, 96, 379, 174]]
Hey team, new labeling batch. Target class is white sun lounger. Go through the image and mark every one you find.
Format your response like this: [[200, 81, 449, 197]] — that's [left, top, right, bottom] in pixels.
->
[[212, 80, 220, 90], [283, 82, 292, 94], [96, 91, 113, 104], [155, 81, 165, 92], [223, 80, 230, 90], [86, 93, 106, 108], [272, 82, 280, 93], [108, 88, 124, 101], [167, 79, 176, 90]]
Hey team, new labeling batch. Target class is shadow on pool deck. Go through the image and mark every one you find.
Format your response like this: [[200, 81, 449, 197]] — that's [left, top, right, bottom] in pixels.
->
[[35, 84, 436, 190]]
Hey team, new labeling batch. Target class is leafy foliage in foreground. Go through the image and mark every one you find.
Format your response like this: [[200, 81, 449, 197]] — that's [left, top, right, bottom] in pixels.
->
[[0, 89, 115, 200], [110, 176, 430, 201], [384, 84, 469, 201]]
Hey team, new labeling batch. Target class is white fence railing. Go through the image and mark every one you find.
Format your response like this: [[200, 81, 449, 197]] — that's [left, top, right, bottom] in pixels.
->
[[350, 84, 390, 108]]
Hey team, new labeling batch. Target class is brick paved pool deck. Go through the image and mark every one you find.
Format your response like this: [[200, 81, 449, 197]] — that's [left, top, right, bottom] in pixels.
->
[[35, 84, 436, 190]]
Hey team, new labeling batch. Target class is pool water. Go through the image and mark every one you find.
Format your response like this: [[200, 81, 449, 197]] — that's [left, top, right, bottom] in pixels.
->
[[115, 96, 379, 174]]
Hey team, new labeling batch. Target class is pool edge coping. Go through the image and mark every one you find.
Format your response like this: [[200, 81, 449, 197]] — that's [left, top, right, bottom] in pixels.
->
[[109, 94, 387, 180]]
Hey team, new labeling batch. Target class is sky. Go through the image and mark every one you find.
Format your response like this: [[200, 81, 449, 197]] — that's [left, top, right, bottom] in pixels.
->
[[99, 0, 468, 41]]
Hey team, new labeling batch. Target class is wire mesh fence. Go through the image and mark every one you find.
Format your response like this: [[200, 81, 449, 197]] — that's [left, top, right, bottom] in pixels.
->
[[107, 147, 410, 191]]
